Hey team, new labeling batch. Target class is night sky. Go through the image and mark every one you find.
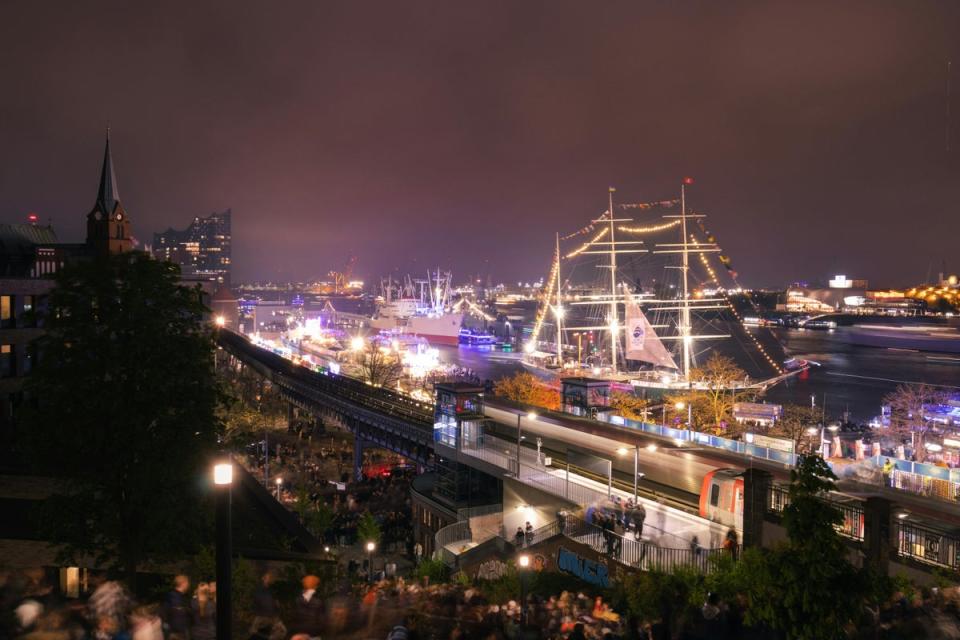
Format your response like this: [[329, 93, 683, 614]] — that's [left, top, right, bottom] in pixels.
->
[[1, 1, 958, 287]]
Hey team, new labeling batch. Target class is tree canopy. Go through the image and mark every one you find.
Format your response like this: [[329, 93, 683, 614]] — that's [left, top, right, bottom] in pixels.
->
[[494, 372, 560, 411], [22, 252, 223, 583], [740, 455, 869, 639]]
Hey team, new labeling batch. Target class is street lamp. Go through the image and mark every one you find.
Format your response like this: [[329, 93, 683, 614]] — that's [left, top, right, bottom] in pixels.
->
[[213, 462, 233, 640], [516, 412, 537, 477], [214, 315, 226, 328], [618, 445, 641, 503], [275, 476, 282, 500], [518, 554, 530, 626], [366, 541, 376, 584]]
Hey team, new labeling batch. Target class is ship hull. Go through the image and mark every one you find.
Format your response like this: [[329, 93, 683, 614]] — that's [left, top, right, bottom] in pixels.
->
[[369, 313, 464, 345]]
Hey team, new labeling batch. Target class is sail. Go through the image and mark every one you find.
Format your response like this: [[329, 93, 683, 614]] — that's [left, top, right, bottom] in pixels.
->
[[625, 301, 679, 369]]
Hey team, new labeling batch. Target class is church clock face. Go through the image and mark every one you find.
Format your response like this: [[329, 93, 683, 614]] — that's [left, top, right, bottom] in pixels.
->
[[116, 213, 123, 221]]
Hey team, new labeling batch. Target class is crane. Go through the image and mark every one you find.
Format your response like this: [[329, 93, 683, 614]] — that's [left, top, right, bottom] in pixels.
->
[[328, 255, 358, 294]]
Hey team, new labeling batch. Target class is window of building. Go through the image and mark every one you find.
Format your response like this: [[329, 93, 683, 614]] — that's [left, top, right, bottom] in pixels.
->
[[0, 296, 12, 328], [710, 484, 720, 507], [0, 345, 14, 378]]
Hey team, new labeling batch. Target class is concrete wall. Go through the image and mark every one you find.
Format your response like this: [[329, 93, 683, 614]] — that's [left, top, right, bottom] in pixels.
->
[[502, 478, 574, 537]]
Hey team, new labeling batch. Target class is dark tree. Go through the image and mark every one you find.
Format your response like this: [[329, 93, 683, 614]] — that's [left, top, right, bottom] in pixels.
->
[[741, 455, 869, 640], [22, 252, 222, 584]]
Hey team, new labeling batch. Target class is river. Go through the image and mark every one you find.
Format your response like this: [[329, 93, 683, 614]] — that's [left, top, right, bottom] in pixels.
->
[[435, 327, 960, 423]]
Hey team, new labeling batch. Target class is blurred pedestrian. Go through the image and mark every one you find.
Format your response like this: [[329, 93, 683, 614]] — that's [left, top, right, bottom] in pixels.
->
[[190, 582, 216, 640], [290, 575, 324, 638], [251, 571, 285, 640], [162, 575, 191, 640]]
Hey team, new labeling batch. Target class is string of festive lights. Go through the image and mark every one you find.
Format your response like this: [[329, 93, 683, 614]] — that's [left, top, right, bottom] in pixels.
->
[[564, 227, 608, 259], [618, 220, 681, 234], [690, 233, 783, 375], [528, 248, 560, 347]]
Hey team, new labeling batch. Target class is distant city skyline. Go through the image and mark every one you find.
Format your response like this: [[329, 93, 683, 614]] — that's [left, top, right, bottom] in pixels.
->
[[0, 2, 958, 288]]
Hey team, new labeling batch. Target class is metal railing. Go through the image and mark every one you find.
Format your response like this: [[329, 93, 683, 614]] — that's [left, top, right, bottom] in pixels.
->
[[895, 520, 960, 572], [562, 516, 730, 574], [434, 520, 472, 565], [766, 485, 864, 542]]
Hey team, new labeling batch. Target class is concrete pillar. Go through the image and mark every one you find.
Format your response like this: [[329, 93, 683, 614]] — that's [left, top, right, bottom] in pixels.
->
[[863, 496, 892, 573], [354, 435, 364, 482], [741, 468, 773, 549], [287, 403, 296, 432]]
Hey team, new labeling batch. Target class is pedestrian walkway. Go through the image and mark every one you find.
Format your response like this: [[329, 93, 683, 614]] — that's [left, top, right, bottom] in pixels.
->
[[460, 434, 729, 549]]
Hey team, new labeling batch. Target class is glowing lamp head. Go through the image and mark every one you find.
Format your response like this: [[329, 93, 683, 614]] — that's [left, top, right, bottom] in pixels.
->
[[214, 315, 226, 328], [674, 401, 685, 411], [646, 444, 658, 453], [27, 213, 38, 223], [617, 447, 628, 456], [350, 336, 365, 351], [518, 554, 530, 568], [683, 176, 695, 185], [275, 477, 282, 486], [366, 541, 376, 552], [213, 463, 233, 485], [526, 411, 538, 421], [523, 342, 535, 354]]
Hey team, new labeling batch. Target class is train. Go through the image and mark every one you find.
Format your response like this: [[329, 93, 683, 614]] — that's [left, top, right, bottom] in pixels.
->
[[699, 469, 744, 530]]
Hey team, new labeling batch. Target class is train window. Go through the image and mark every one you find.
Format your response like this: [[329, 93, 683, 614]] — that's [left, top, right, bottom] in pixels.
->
[[710, 484, 720, 507]]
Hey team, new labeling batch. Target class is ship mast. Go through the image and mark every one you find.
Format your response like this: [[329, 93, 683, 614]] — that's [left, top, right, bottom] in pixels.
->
[[608, 187, 618, 374], [680, 180, 691, 380], [555, 232, 563, 366]]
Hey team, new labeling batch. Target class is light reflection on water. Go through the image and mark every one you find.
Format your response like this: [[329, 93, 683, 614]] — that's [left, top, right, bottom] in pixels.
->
[[434, 328, 960, 422]]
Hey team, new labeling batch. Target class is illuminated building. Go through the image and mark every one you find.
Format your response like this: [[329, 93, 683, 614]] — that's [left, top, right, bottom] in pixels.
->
[[152, 209, 232, 283]]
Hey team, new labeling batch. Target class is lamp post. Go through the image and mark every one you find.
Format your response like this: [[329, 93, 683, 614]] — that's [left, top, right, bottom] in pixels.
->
[[518, 554, 530, 627], [275, 477, 282, 500], [618, 445, 640, 503], [516, 412, 537, 477], [366, 541, 376, 584], [213, 462, 233, 640]]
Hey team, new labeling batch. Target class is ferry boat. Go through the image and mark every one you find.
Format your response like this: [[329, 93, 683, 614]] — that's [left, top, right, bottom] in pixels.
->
[[845, 324, 960, 354], [458, 327, 498, 346], [369, 270, 464, 345]]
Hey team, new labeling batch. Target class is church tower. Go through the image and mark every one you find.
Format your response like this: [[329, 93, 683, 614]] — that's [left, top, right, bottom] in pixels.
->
[[86, 131, 133, 256]]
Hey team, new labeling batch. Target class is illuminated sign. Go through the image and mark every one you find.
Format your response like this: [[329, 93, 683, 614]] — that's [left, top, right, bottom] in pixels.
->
[[829, 275, 852, 288]]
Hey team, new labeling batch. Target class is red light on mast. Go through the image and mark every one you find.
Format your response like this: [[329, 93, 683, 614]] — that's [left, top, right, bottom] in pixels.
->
[[27, 213, 38, 223], [682, 177, 695, 185]]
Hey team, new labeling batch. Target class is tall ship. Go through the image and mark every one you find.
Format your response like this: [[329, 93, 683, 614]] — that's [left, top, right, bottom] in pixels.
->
[[369, 270, 464, 345], [521, 180, 799, 395]]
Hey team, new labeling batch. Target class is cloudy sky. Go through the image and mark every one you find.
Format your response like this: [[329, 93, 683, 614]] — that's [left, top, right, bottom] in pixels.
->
[[1, 0, 957, 286]]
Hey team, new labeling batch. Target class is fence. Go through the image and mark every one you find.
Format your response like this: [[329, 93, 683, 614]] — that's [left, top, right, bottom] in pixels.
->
[[765, 484, 864, 542], [434, 521, 472, 565], [895, 520, 960, 572], [562, 515, 731, 574]]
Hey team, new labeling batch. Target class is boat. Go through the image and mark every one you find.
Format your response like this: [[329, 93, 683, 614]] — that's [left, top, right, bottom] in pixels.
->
[[521, 181, 798, 396], [845, 324, 960, 354], [458, 327, 498, 345], [369, 270, 464, 345]]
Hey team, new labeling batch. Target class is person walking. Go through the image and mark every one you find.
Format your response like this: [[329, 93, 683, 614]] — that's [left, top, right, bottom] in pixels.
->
[[190, 582, 215, 640], [514, 526, 525, 547], [289, 575, 324, 638], [634, 503, 646, 541], [524, 521, 534, 547], [162, 575, 191, 640], [251, 571, 285, 640]]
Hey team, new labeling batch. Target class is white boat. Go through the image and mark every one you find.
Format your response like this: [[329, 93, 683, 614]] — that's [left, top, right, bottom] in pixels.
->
[[522, 182, 795, 394], [369, 270, 464, 345]]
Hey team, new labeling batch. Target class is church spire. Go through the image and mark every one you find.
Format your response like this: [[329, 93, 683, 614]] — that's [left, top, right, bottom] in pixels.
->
[[96, 128, 120, 215]]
